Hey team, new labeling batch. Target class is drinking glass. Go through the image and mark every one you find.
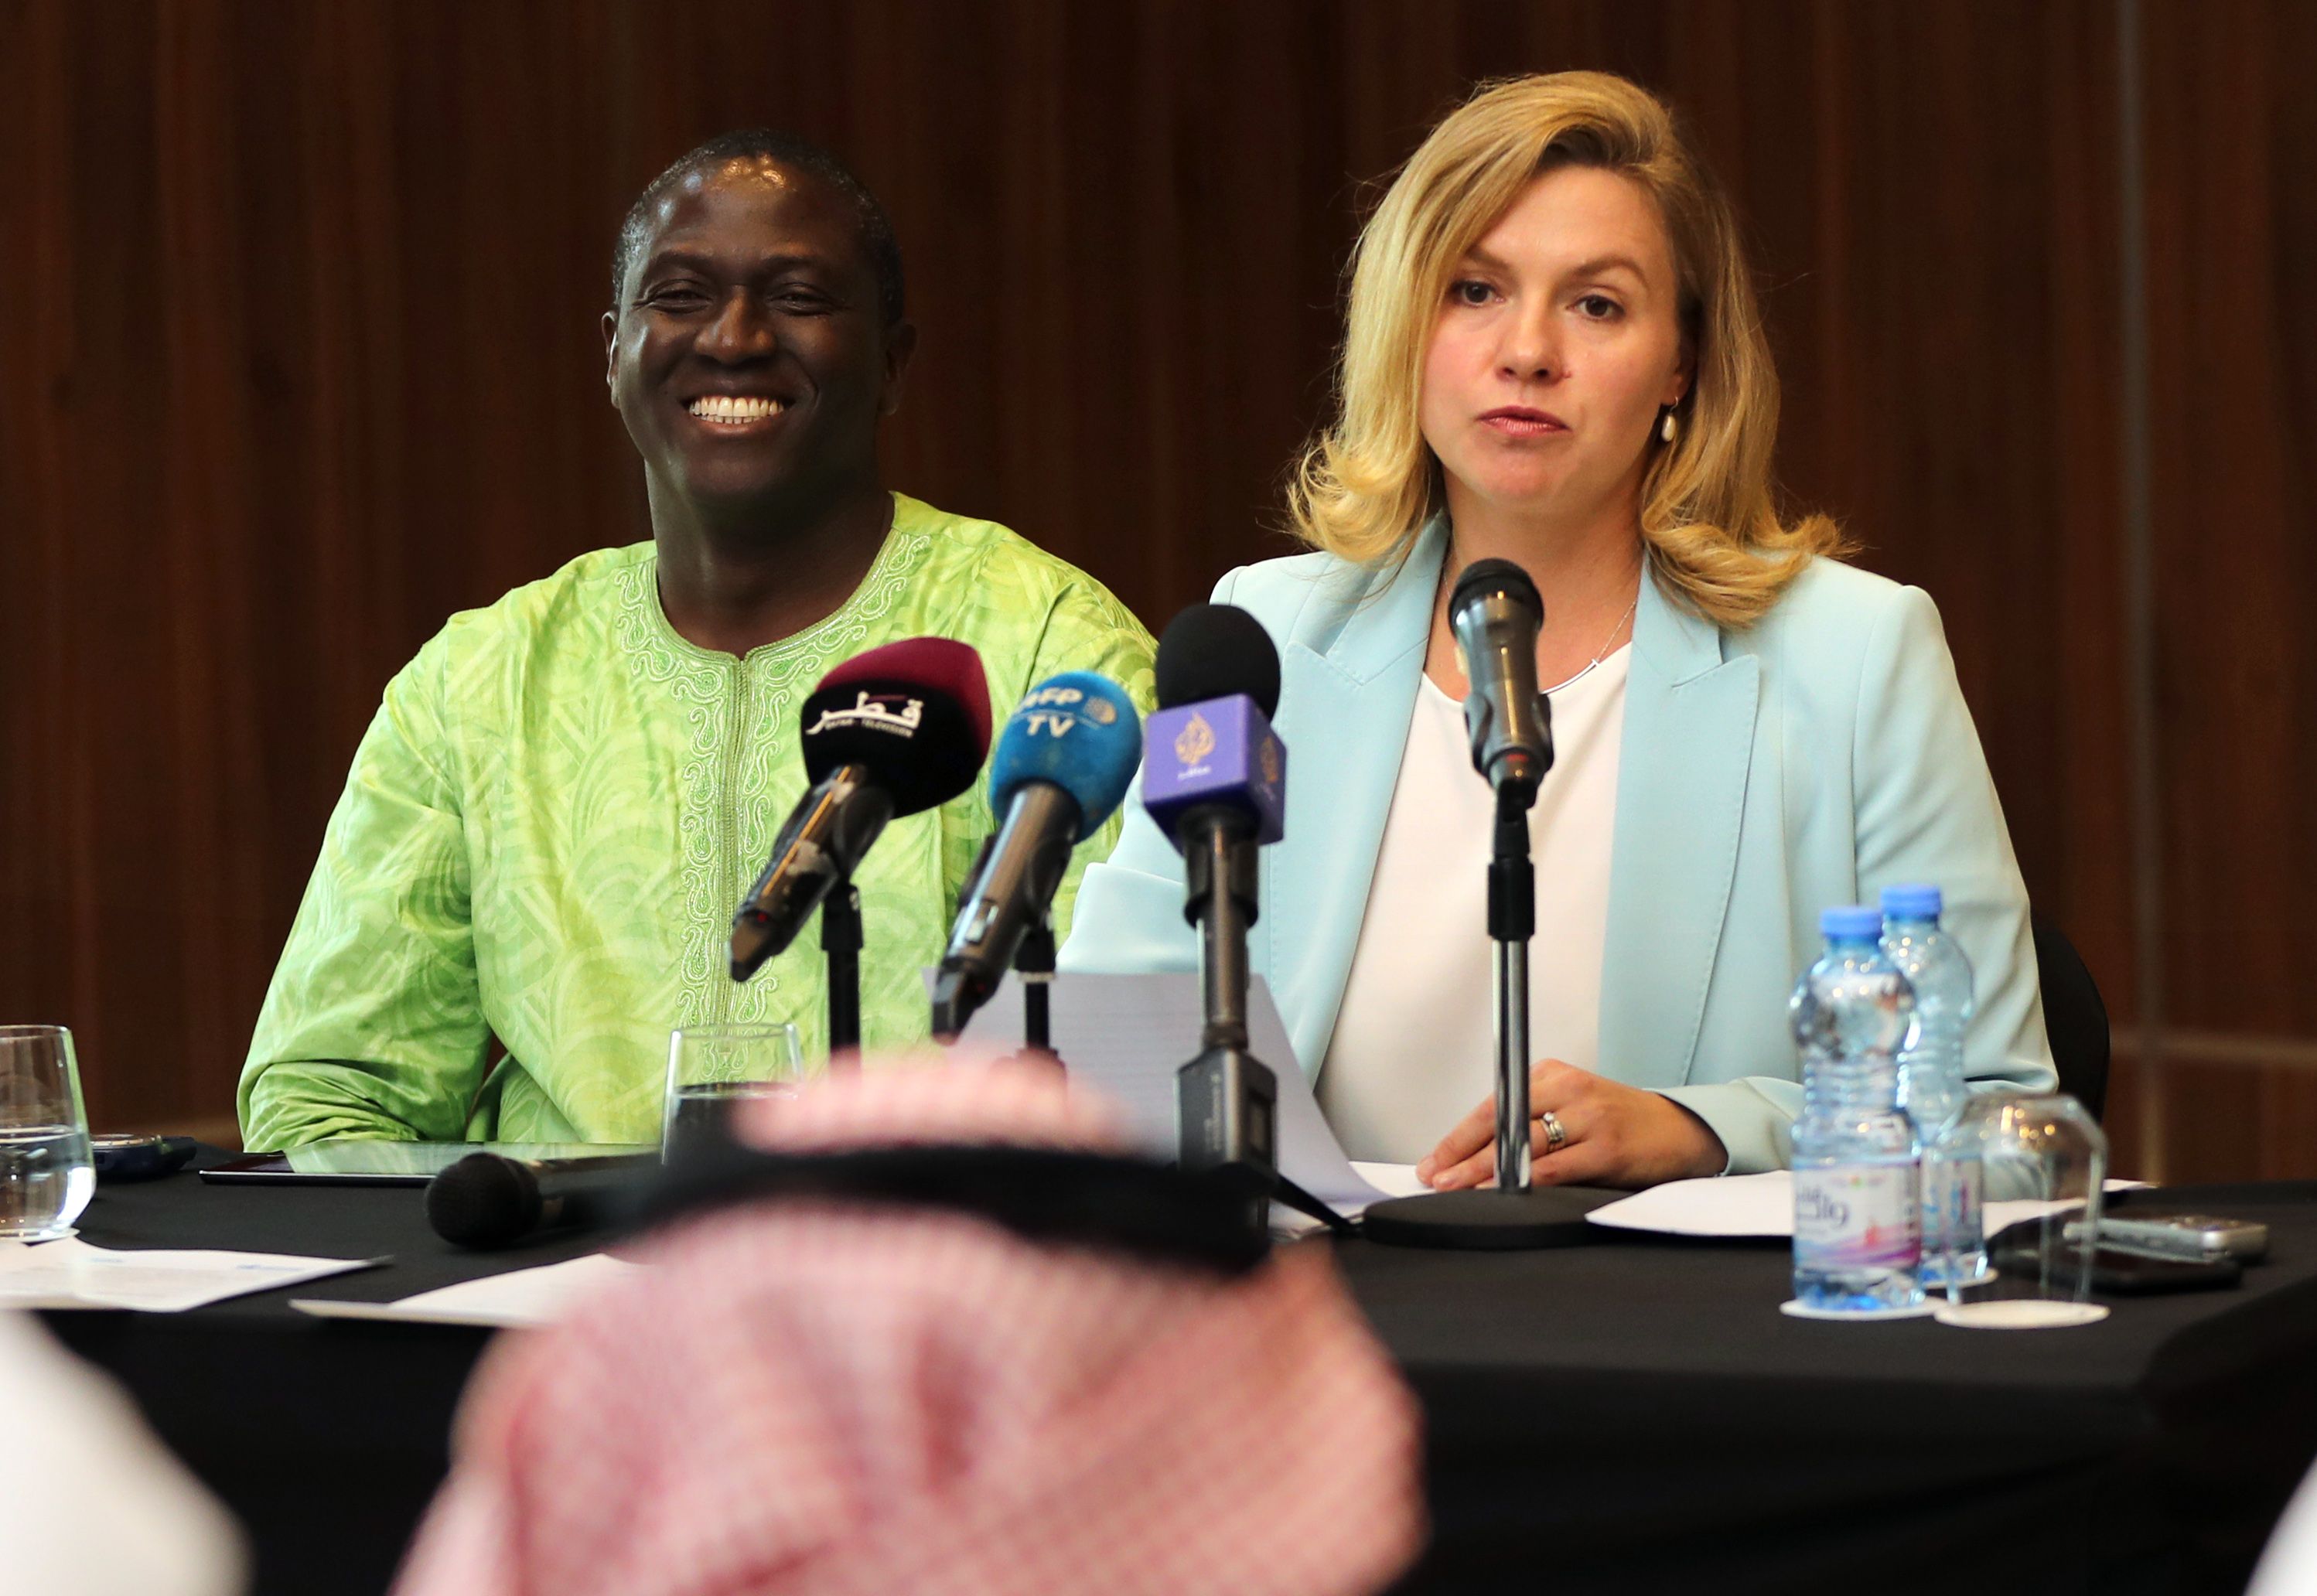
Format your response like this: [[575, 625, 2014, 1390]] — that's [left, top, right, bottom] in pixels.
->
[[1933, 1091, 2109, 1329], [662, 1022, 811, 1164], [1, 1025, 94, 1241]]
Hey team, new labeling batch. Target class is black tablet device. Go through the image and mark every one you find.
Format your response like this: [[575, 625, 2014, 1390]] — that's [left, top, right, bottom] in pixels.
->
[[201, 1141, 657, 1188]]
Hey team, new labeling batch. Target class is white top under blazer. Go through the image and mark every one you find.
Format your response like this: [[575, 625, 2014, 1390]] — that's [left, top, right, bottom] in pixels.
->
[[1320, 652, 1628, 1161]]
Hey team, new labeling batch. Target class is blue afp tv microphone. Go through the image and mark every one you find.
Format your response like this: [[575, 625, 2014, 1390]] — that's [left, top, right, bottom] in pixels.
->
[[930, 671, 1142, 1041]]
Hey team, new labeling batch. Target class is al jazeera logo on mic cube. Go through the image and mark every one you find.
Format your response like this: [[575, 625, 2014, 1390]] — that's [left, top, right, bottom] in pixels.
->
[[1144, 696, 1285, 845]]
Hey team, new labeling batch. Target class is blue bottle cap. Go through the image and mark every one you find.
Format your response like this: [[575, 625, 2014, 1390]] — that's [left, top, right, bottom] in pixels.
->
[[1820, 905, 1882, 940], [1879, 883, 1943, 921]]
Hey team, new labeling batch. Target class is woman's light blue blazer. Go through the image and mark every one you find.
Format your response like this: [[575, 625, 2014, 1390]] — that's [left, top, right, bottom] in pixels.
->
[[1060, 520, 2057, 1174]]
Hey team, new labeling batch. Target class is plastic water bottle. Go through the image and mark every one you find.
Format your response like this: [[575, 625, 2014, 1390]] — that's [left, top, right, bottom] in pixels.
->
[[1790, 905, 1923, 1313], [1880, 884, 1984, 1287]]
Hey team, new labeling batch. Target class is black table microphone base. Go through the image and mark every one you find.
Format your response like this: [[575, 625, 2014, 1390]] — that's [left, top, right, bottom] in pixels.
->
[[1361, 1185, 1620, 1250]]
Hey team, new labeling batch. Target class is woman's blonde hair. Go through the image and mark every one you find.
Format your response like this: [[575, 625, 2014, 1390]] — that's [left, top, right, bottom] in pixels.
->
[[1288, 71, 1843, 627]]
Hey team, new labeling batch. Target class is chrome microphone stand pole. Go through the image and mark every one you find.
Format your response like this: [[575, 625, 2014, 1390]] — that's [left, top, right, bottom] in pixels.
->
[[1364, 691, 1601, 1246], [1490, 789, 1535, 1193]]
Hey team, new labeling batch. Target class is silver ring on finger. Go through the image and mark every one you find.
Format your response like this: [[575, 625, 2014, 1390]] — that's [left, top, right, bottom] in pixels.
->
[[1540, 1109, 1568, 1154]]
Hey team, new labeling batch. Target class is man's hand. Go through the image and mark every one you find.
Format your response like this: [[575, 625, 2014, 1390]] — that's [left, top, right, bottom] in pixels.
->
[[1414, 1059, 1728, 1191]]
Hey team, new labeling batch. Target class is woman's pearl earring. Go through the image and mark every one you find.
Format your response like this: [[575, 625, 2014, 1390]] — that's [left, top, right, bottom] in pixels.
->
[[1660, 408, 1678, 445]]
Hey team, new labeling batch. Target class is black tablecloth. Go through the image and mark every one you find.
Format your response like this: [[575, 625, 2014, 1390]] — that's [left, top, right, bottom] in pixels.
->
[[40, 1159, 2317, 1596]]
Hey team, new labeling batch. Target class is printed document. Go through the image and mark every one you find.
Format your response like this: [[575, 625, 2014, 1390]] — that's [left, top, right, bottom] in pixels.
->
[[0, 1238, 377, 1312], [956, 972, 1393, 1217]]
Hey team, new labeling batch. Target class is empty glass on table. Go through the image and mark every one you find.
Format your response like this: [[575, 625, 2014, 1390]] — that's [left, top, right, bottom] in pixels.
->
[[1933, 1091, 2110, 1329]]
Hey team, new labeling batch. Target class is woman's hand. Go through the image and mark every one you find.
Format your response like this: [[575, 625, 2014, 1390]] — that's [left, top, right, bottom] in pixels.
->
[[1414, 1059, 1728, 1191]]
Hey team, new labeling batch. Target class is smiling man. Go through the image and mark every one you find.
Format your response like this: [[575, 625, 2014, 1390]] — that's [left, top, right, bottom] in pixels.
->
[[239, 131, 1155, 1150]]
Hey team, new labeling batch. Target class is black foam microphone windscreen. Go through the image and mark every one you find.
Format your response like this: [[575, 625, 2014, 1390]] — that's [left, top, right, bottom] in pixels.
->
[[1154, 604, 1281, 718]]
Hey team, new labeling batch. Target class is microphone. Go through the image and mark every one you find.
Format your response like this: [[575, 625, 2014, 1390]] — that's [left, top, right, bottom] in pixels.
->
[[1142, 605, 1331, 1233], [425, 1151, 657, 1249], [1153, 602, 1281, 724], [1450, 560, 1551, 1202], [1449, 558, 1554, 802], [1141, 603, 1286, 863], [931, 671, 1143, 1040], [730, 638, 992, 981]]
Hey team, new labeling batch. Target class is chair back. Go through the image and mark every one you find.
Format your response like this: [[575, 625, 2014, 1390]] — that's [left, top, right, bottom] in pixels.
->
[[2032, 912, 2111, 1122]]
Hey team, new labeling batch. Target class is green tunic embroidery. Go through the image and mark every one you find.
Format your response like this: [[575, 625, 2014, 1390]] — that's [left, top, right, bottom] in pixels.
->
[[240, 495, 1157, 1149]]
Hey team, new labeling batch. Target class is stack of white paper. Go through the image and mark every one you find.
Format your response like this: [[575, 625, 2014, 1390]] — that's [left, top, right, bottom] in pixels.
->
[[960, 972, 1395, 1216], [1350, 1162, 1431, 1199], [0, 1238, 379, 1311]]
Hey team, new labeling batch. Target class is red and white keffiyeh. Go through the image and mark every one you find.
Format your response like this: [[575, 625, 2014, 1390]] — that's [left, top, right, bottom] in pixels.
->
[[394, 1058, 1425, 1596]]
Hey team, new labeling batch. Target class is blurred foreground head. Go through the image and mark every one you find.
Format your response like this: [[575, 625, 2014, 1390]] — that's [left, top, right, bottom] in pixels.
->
[[394, 1057, 1425, 1596]]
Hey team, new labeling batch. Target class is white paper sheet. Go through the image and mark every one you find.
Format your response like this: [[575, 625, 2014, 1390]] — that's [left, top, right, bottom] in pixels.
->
[[1351, 1161, 1431, 1199], [1585, 1171, 2151, 1239], [292, 1253, 643, 1330], [957, 972, 1391, 1216], [0, 1238, 380, 1312]]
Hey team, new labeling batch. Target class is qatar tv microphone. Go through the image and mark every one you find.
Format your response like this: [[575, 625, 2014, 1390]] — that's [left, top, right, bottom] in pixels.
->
[[931, 670, 1143, 1043], [730, 637, 991, 1051]]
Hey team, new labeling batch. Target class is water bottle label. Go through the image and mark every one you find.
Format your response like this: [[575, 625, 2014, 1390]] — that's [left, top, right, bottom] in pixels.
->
[[1795, 1165, 1921, 1270]]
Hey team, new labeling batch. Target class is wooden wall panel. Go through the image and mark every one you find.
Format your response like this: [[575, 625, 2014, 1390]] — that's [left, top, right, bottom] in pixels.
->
[[0, 0, 2292, 1178], [2138, 0, 2317, 1182]]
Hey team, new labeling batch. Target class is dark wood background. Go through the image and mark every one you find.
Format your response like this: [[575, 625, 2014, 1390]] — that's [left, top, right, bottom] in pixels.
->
[[2, 0, 2308, 1178]]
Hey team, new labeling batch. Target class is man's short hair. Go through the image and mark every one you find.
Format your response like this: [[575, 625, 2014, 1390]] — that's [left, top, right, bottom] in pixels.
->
[[610, 129, 906, 327]]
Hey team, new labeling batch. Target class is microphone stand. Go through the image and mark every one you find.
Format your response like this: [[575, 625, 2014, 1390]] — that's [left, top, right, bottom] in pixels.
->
[[1175, 808, 1351, 1237], [1188, 809, 1257, 1057], [1361, 772, 1606, 1248], [823, 883, 863, 1066], [1490, 786, 1534, 1192], [1015, 916, 1057, 1066]]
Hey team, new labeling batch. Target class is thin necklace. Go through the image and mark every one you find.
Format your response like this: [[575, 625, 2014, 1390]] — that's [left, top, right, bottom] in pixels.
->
[[1541, 588, 1640, 695]]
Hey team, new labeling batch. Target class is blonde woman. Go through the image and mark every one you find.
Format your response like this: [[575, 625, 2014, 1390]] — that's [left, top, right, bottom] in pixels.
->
[[1063, 73, 2055, 1189]]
